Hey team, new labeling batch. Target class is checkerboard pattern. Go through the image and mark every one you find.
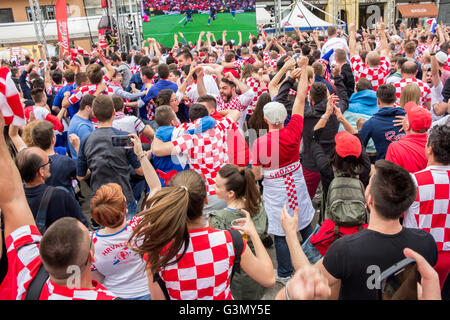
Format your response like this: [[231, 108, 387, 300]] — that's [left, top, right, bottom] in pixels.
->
[[159, 227, 244, 300], [4, 225, 42, 300], [68, 83, 115, 105], [284, 172, 299, 211], [350, 55, 390, 92], [45, 84, 63, 96], [394, 77, 431, 107], [416, 44, 428, 57], [406, 167, 450, 252], [130, 65, 141, 75], [263, 52, 285, 70], [216, 95, 246, 113], [41, 280, 116, 300], [172, 116, 234, 196], [3, 225, 116, 300], [246, 77, 268, 115]]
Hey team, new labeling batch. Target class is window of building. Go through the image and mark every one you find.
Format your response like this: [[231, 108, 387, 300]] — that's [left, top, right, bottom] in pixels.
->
[[26, 5, 70, 21], [0, 8, 14, 23]]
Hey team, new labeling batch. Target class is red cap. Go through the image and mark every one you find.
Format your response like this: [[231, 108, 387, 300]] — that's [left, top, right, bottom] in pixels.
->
[[335, 131, 362, 158], [404, 102, 432, 133]]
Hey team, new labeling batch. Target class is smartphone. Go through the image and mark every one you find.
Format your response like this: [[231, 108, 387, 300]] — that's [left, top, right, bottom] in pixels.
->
[[111, 135, 133, 148], [378, 257, 418, 300]]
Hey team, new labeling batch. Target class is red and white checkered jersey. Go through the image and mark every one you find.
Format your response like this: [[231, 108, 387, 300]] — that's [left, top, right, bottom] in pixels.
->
[[393, 77, 431, 107], [404, 166, 450, 252], [246, 77, 267, 115], [1, 225, 116, 300], [416, 44, 428, 57], [45, 84, 63, 96], [263, 52, 284, 70], [215, 90, 254, 133], [130, 65, 141, 75], [68, 83, 115, 105], [233, 59, 245, 70], [350, 55, 390, 91], [172, 116, 235, 196], [158, 227, 246, 300]]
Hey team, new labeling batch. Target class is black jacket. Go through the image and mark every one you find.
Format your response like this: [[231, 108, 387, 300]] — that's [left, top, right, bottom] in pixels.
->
[[341, 63, 355, 100], [310, 129, 371, 198], [275, 76, 311, 115], [443, 77, 450, 103], [301, 75, 349, 172]]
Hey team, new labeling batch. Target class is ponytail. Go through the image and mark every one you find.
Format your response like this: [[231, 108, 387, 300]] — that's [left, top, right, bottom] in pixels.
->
[[219, 164, 261, 217], [129, 187, 190, 275], [240, 167, 261, 216], [129, 170, 207, 274]]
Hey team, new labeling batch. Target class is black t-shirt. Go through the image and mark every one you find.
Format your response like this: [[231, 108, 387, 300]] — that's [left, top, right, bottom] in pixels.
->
[[323, 227, 438, 300]]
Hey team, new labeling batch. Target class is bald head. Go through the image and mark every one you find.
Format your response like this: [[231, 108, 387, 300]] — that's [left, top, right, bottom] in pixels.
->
[[15, 147, 49, 183], [401, 61, 418, 76], [366, 51, 380, 67]]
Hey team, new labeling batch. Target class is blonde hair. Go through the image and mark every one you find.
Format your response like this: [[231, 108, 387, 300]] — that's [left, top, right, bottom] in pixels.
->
[[400, 83, 421, 108], [23, 120, 43, 147]]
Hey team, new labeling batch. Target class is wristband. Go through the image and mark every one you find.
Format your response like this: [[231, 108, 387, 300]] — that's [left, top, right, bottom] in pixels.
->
[[285, 279, 292, 300], [430, 53, 436, 56], [138, 152, 146, 160]]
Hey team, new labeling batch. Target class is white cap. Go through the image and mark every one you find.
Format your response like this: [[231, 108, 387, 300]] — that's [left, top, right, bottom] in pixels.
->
[[263, 102, 287, 125], [435, 51, 448, 65]]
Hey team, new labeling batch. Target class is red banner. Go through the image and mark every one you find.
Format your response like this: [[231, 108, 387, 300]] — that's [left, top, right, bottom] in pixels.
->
[[55, 0, 70, 54]]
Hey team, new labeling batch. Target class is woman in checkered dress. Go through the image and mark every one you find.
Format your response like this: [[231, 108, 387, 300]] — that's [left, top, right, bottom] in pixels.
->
[[130, 170, 275, 300]]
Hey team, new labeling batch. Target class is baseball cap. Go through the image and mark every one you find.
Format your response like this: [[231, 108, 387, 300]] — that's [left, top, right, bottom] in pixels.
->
[[435, 51, 448, 65], [263, 102, 287, 125], [404, 102, 432, 133], [335, 131, 362, 158]]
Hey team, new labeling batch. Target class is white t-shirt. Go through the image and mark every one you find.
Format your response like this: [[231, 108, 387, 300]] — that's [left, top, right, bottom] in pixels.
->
[[91, 216, 149, 299], [33, 106, 50, 120], [176, 74, 220, 104], [112, 112, 146, 136], [431, 82, 444, 107], [321, 37, 349, 64]]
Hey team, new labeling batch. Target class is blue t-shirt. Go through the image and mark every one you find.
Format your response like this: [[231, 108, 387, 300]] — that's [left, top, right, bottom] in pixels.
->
[[53, 83, 80, 118], [67, 115, 94, 160]]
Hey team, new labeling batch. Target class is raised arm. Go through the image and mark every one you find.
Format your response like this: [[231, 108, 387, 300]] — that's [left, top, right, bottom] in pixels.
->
[[129, 134, 161, 198], [379, 18, 389, 57], [268, 56, 296, 99], [0, 111, 36, 238], [348, 23, 357, 58], [196, 31, 205, 52], [429, 38, 441, 88], [8, 125, 27, 152], [292, 56, 309, 117]]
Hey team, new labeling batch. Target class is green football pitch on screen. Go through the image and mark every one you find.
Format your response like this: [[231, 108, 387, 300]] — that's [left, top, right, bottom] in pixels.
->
[[142, 12, 257, 47]]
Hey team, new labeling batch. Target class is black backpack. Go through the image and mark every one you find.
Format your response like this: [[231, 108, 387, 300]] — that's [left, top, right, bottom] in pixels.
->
[[23, 186, 58, 300]]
